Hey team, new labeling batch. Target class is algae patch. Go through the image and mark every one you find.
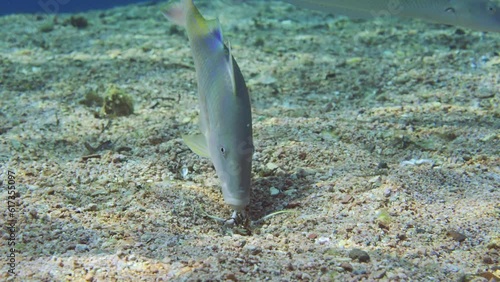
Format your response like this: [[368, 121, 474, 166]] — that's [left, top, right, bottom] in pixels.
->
[[65, 15, 89, 29], [102, 85, 134, 117], [375, 209, 392, 229], [80, 91, 103, 108], [80, 85, 134, 117], [38, 20, 55, 33]]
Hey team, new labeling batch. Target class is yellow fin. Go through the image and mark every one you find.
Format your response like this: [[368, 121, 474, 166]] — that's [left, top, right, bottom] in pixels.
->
[[182, 134, 210, 158]]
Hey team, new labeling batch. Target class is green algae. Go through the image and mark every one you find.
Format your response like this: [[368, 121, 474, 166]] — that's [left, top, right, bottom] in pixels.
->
[[80, 90, 103, 108], [80, 85, 134, 117], [102, 85, 134, 117], [38, 20, 54, 33]]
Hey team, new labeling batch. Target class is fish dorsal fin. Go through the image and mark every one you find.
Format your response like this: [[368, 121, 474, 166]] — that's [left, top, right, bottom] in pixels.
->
[[182, 134, 210, 158], [226, 41, 237, 95]]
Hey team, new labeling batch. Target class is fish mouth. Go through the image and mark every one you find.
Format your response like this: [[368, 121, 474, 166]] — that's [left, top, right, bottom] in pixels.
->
[[221, 184, 250, 211], [225, 198, 249, 211]]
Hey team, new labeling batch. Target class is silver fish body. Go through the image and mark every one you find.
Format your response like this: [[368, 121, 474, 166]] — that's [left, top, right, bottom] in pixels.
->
[[194, 42, 253, 212], [165, 0, 253, 212], [283, 0, 500, 32]]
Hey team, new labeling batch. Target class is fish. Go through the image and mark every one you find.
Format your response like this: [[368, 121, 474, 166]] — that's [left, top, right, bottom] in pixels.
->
[[282, 0, 500, 32], [164, 0, 254, 220]]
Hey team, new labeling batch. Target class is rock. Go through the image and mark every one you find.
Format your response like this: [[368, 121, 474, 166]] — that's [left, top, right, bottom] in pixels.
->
[[112, 154, 126, 163], [317, 237, 330, 245], [349, 248, 370, 262], [483, 256, 493, 264], [244, 245, 261, 255], [383, 188, 391, 197], [340, 194, 353, 204], [29, 209, 39, 219], [372, 269, 386, 279], [447, 230, 466, 242], [307, 233, 318, 240], [353, 269, 367, 275], [75, 244, 90, 253], [85, 203, 98, 212], [298, 272, 311, 280], [266, 162, 279, 170], [377, 162, 389, 169], [486, 237, 500, 249], [340, 262, 353, 272], [226, 273, 237, 281], [270, 187, 280, 196], [84, 271, 94, 281]]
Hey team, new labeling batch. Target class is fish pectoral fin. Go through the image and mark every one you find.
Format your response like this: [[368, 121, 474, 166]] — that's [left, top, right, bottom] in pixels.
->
[[182, 134, 210, 158]]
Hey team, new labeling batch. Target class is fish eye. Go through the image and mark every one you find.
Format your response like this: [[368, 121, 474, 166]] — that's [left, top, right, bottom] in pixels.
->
[[487, 4, 496, 14], [219, 146, 226, 156]]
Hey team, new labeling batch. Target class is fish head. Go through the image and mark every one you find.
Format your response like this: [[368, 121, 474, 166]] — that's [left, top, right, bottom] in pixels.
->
[[209, 127, 253, 212], [451, 0, 500, 32]]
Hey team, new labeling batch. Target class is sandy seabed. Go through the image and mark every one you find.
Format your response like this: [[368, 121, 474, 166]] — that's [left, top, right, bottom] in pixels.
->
[[0, 0, 499, 281]]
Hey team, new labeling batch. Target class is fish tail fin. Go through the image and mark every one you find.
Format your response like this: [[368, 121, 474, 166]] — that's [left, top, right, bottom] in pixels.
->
[[163, 0, 193, 27]]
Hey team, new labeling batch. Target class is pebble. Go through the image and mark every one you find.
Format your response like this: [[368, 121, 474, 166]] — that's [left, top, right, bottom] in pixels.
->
[[372, 269, 386, 279], [368, 176, 381, 184], [181, 167, 189, 178], [387, 272, 398, 280], [340, 262, 353, 272], [112, 154, 126, 163], [317, 237, 330, 245], [383, 188, 391, 197], [474, 89, 495, 99], [353, 269, 367, 275], [255, 74, 277, 85], [483, 256, 493, 264], [400, 158, 434, 166], [84, 272, 94, 282], [29, 209, 38, 219], [447, 230, 467, 242], [298, 272, 311, 280], [295, 168, 316, 178], [244, 245, 261, 255], [85, 203, 98, 212], [377, 162, 389, 169], [349, 248, 370, 262], [486, 237, 500, 249], [270, 187, 280, 196], [226, 273, 237, 281], [75, 244, 90, 253], [340, 194, 353, 204], [266, 162, 279, 170], [233, 240, 246, 248], [307, 233, 318, 240]]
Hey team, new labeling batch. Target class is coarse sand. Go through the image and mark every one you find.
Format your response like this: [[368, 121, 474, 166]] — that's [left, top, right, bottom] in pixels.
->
[[0, 1, 499, 281]]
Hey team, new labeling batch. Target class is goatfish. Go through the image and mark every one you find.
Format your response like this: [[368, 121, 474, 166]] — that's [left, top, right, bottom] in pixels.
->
[[164, 0, 254, 223], [282, 0, 500, 32]]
